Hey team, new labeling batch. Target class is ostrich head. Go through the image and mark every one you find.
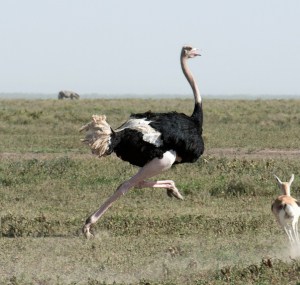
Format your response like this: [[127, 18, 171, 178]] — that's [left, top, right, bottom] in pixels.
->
[[181, 45, 201, 58]]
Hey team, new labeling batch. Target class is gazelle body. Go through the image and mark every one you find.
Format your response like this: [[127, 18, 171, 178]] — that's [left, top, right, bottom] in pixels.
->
[[272, 174, 300, 246]]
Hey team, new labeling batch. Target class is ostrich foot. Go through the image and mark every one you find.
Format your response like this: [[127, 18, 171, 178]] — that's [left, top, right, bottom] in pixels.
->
[[166, 188, 184, 200], [82, 225, 94, 239]]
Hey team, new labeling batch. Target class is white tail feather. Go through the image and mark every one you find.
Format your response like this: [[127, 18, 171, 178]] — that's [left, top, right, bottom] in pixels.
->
[[80, 115, 112, 157]]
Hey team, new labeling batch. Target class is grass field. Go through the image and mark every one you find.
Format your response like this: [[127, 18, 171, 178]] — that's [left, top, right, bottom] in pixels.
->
[[1, 98, 300, 285]]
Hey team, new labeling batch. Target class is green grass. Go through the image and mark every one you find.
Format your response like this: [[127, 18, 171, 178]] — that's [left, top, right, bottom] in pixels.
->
[[1, 99, 300, 284], [1, 98, 300, 152]]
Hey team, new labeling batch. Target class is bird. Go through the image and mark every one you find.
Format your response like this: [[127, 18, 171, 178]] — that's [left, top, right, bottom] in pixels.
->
[[80, 45, 204, 238], [272, 174, 300, 246]]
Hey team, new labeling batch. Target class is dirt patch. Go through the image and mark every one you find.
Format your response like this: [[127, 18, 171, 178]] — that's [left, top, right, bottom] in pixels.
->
[[1, 148, 300, 161], [205, 148, 300, 159], [0, 152, 93, 161]]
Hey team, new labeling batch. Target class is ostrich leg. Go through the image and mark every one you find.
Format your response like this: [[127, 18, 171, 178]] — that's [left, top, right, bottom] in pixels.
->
[[83, 150, 178, 238]]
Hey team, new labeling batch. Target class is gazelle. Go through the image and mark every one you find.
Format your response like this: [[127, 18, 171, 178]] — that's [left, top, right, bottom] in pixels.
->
[[272, 174, 300, 246]]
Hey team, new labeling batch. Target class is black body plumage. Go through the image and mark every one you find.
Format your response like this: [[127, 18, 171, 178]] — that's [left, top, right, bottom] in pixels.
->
[[109, 109, 204, 167]]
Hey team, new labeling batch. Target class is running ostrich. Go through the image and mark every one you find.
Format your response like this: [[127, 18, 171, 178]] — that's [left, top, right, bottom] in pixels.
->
[[58, 90, 80, 100], [272, 174, 300, 246], [80, 45, 204, 238]]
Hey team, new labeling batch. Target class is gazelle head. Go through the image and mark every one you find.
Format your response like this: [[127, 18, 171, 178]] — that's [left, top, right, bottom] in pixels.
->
[[274, 174, 294, 196]]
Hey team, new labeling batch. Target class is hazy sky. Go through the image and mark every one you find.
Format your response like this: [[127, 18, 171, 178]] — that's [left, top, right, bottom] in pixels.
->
[[1, 0, 300, 97]]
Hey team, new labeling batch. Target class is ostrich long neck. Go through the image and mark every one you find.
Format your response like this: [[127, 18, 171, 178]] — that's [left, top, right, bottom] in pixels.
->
[[181, 55, 202, 123]]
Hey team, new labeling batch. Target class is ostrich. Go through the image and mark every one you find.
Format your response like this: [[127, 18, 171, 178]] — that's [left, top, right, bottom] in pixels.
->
[[272, 174, 300, 246], [80, 45, 204, 238], [58, 90, 80, 100]]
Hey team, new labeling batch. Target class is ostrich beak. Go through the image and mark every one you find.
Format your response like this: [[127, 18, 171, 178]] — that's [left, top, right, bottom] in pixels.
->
[[191, 48, 201, 57], [195, 49, 201, 56]]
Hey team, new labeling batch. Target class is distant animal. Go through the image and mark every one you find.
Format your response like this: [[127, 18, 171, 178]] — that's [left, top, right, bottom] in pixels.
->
[[272, 174, 300, 246], [58, 90, 80, 100], [80, 45, 204, 238]]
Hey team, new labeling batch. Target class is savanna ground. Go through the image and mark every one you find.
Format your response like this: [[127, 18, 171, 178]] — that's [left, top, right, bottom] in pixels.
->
[[1, 98, 300, 285]]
